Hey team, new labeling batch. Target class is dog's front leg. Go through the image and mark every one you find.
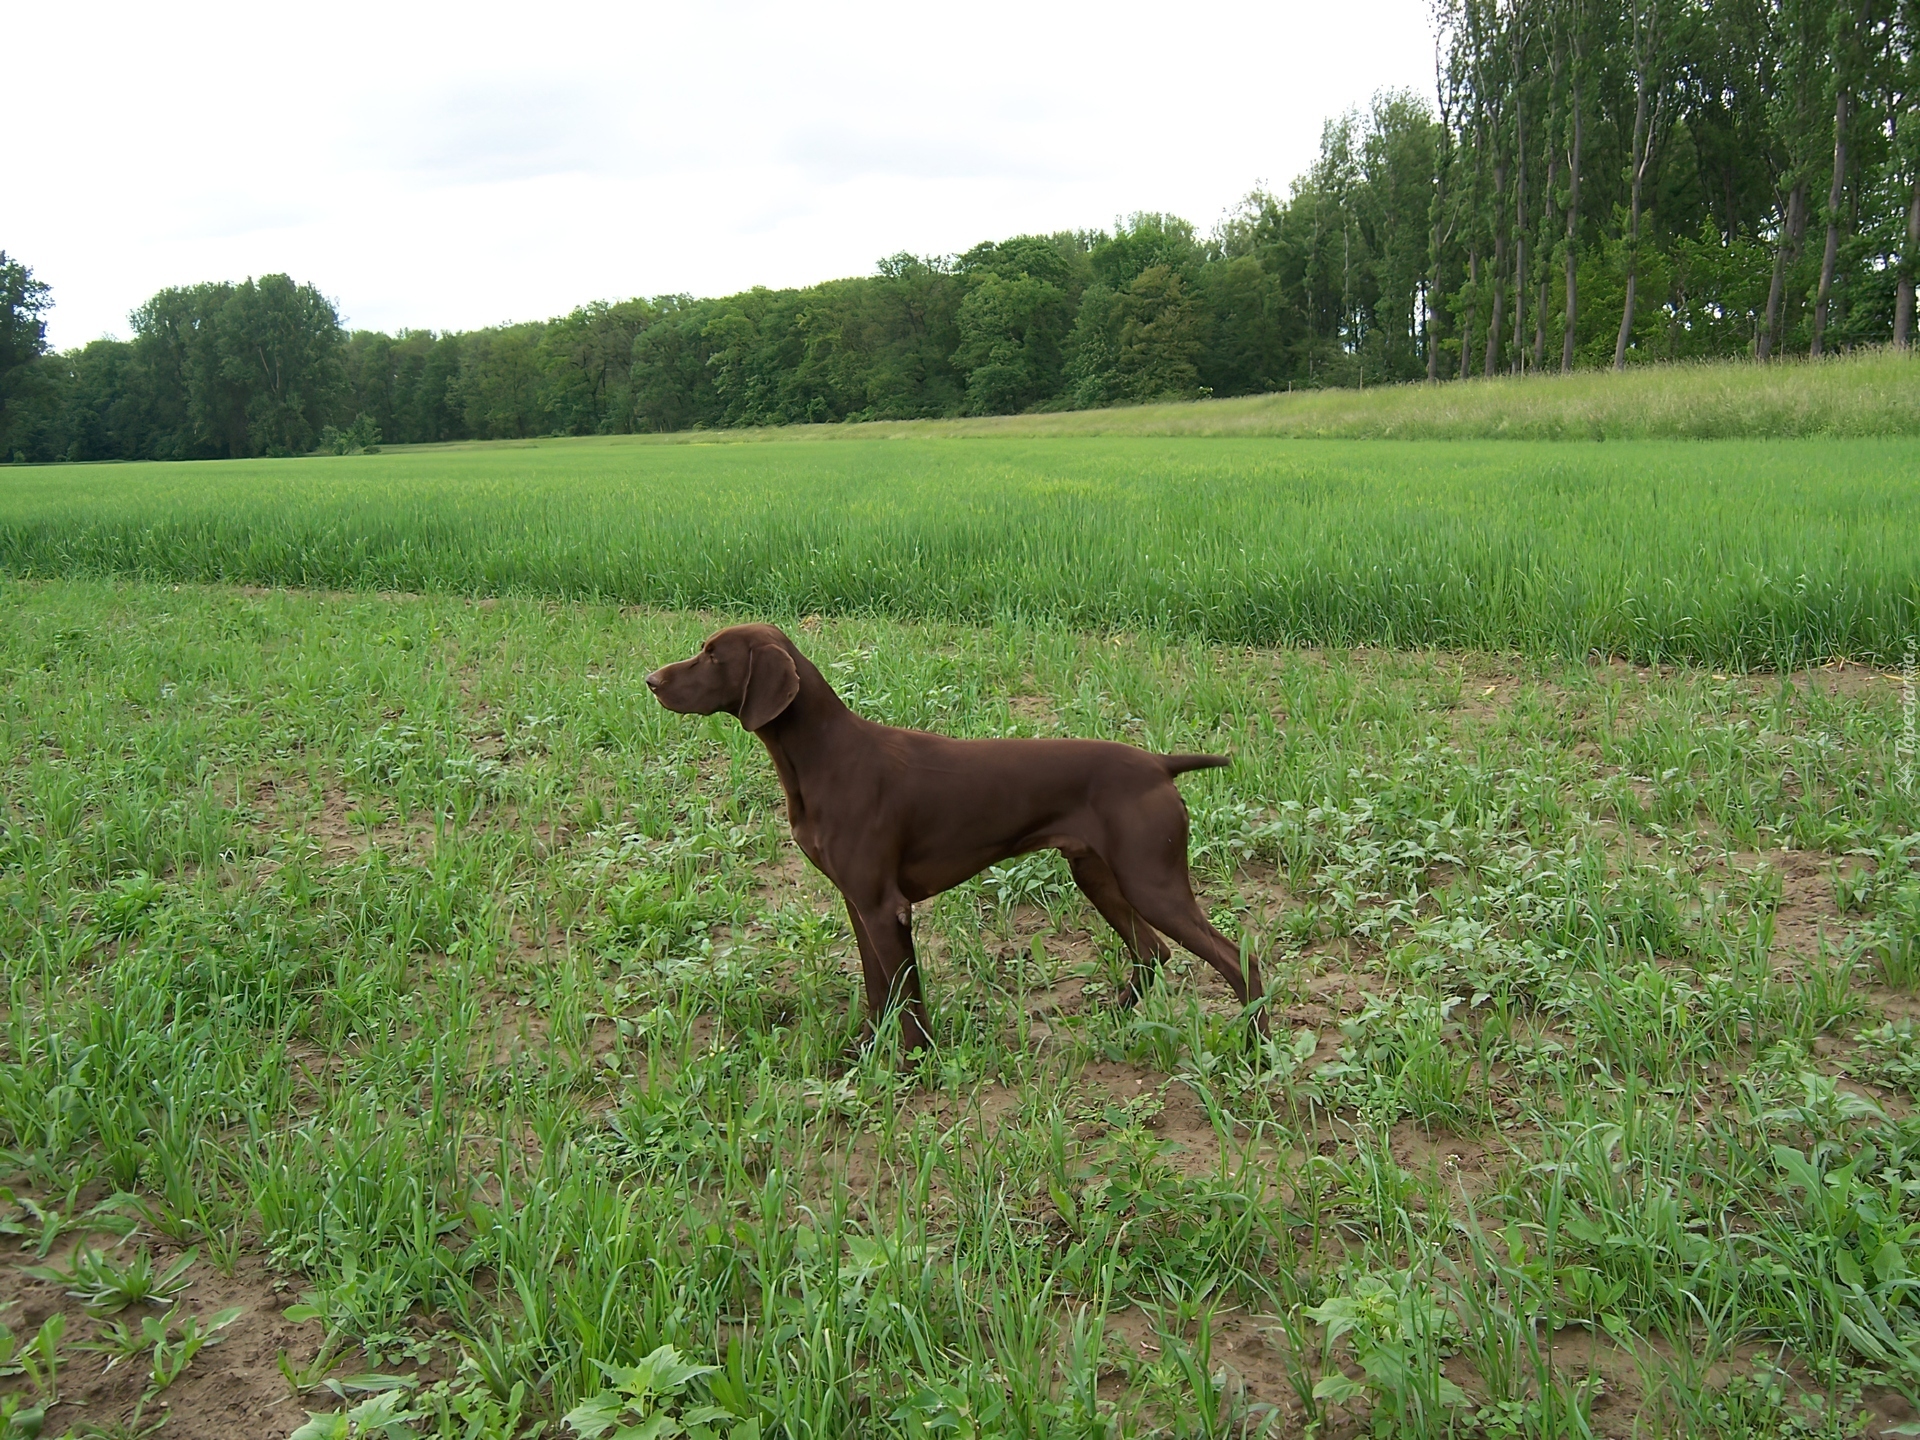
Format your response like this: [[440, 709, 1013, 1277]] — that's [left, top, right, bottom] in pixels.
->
[[843, 895, 933, 1055]]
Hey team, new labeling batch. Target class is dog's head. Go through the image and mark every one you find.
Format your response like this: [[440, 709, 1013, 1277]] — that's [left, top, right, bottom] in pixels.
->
[[646, 623, 801, 731]]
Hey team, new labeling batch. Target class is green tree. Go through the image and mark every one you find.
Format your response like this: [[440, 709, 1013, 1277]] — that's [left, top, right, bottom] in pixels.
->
[[1, 252, 53, 460], [630, 297, 721, 433], [218, 274, 346, 453], [1762, 0, 1835, 356], [42, 340, 146, 461], [1612, 0, 1673, 368], [1198, 248, 1293, 395], [953, 272, 1070, 414], [344, 329, 402, 444], [131, 283, 247, 458], [1358, 91, 1443, 379], [837, 254, 967, 419], [452, 323, 547, 439], [1089, 214, 1201, 291], [537, 299, 657, 434], [1115, 265, 1207, 399], [1895, 0, 1920, 345], [129, 275, 344, 457]]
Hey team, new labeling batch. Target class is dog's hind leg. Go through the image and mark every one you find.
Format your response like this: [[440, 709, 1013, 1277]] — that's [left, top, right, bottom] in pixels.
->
[[1104, 800, 1269, 1033], [1068, 854, 1171, 1006], [1121, 883, 1268, 1033]]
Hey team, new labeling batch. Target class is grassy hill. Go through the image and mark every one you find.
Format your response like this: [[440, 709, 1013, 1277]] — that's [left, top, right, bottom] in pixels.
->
[[394, 349, 1920, 453]]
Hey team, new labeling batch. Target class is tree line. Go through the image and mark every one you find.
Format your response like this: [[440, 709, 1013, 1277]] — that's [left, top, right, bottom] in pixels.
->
[[3, 0, 1915, 462]]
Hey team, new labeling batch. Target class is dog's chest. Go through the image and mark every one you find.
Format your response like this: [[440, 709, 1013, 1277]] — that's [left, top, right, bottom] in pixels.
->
[[785, 805, 837, 871], [786, 801, 877, 887]]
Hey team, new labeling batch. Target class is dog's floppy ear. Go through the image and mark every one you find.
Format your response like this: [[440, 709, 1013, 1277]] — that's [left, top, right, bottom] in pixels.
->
[[738, 643, 800, 731]]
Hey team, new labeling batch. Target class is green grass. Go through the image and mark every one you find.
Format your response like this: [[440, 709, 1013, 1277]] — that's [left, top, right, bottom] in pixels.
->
[[854, 349, 1920, 443], [1, 365, 1917, 1432], [4, 435, 1918, 668], [2, 579, 1919, 1436]]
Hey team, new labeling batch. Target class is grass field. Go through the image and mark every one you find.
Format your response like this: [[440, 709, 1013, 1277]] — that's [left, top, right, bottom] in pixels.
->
[[4, 390, 1920, 1436], [869, 349, 1920, 442], [3, 435, 1919, 668], [2, 577, 1919, 1438]]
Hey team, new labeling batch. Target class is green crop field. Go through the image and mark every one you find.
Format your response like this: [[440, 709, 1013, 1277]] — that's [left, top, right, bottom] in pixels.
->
[[2, 415, 1920, 1438], [3, 433, 1919, 669]]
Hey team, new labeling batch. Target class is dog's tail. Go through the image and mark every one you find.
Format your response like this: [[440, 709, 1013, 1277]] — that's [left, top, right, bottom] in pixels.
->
[[1159, 752, 1230, 776]]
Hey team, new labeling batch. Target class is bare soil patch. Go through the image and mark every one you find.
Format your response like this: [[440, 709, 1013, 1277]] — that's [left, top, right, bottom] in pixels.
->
[[0, 1218, 352, 1440]]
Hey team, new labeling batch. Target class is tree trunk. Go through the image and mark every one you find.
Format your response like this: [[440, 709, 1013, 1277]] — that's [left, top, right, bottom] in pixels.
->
[[1428, 126, 1451, 381], [1811, 85, 1849, 357], [1426, 221, 1441, 380], [1429, 57, 1459, 383], [1614, 55, 1652, 371], [1485, 240, 1505, 376], [1424, 281, 1437, 380], [1759, 199, 1787, 360], [1341, 221, 1355, 369], [1536, 277, 1550, 369], [1897, 175, 1919, 350], [1462, 251, 1480, 379], [1513, 244, 1527, 374], [1613, 271, 1639, 370], [1537, 153, 1557, 370], [1512, 109, 1528, 373], [1562, 67, 1583, 372], [1761, 182, 1808, 359], [1485, 156, 1508, 376]]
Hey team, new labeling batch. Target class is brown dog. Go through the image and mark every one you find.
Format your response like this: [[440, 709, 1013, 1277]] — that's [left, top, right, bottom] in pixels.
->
[[646, 624, 1265, 1051]]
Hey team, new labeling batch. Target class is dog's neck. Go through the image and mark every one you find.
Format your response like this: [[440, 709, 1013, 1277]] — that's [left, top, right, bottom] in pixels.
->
[[751, 651, 855, 821]]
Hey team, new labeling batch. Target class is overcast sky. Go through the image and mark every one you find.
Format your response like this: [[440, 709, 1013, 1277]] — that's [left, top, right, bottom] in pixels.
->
[[19, 0, 1440, 350]]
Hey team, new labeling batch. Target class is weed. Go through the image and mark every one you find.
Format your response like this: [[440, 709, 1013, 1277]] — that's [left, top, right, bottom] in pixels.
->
[[1852, 1020, 1920, 1095], [0, 1192, 137, 1259], [0, 1396, 45, 1440], [1307, 1269, 1470, 1432], [22, 1244, 196, 1314], [563, 1344, 760, 1439], [144, 1305, 242, 1391], [98, 872, 166, 937], [290, 1376, 530, 1440], [68, 1395, 169, 1439], [15, 1311, 63, 1404]]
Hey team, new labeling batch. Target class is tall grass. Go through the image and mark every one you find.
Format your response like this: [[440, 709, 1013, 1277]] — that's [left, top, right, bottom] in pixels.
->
[[2, 435, 1918, 666], [847, 348, 1920, 443]]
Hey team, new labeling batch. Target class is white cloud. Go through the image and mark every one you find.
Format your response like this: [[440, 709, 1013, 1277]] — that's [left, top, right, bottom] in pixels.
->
[[18, 0, 1440, 348]]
